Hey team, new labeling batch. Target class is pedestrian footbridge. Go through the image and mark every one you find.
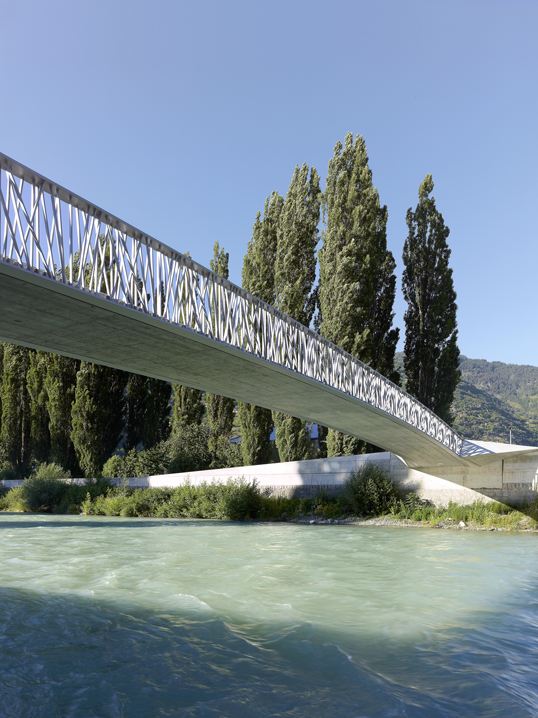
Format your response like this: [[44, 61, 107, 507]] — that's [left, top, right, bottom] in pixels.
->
[[0, 152, 535, 470]]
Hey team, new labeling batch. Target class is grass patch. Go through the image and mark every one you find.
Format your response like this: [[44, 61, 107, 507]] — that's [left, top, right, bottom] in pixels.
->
[[390, 493, 538, 530]]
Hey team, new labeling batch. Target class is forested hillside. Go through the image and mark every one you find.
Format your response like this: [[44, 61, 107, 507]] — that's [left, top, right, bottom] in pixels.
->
[[395, 353, 538, 446], [452, 380, 538, 446], [459, 357, 538, 421]]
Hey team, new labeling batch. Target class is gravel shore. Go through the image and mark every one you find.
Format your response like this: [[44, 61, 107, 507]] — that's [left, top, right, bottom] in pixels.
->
[[286, 516, 538, 533]]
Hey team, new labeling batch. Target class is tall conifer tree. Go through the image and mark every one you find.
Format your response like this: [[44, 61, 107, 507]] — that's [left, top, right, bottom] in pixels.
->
[[171, 385, 204, 430], [124, 374, 148, 451], [71, 363, 127, 477], [171, 248, 205, 435], [143, 378, 172, 448], [26, 351, 51, 464], [0, 344, 32, 478], [402, 174, 460, 424], [124, 373, 172, 450], [206, 241, 236, 454], [0, 343, 4, 452], [273, 164, 321, 462], [318, 133, 399, 456], [238, 192, 283, 465], [44, 354, 81, 474]]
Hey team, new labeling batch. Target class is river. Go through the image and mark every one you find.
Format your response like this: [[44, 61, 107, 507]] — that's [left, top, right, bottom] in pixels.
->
[[1, 514, 537, 717]]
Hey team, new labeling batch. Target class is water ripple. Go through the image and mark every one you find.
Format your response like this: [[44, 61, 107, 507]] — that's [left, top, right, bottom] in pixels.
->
[[1, 514, 537, 716]]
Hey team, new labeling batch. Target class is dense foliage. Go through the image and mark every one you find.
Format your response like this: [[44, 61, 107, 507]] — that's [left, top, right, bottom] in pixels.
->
[[318, 133, 399, 456], [206, 242, 236, 454], [340, 463, 400, 516], [402, 174, 460, 424], [82, 479, 261, 521], [238, 192, 282, 465], [0, 468, 111, 514], [71, 362, 127, 477], [459, 357, 538, 427], [0, 341, 173, 479], [102, 422, 242, 479], [0, 345, 32, 478], [273, 163, 320, 461]]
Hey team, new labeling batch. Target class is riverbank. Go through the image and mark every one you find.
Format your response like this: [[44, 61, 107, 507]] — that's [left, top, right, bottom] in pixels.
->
[[285, 515, 538, 532], [2, 471, 537, 532]]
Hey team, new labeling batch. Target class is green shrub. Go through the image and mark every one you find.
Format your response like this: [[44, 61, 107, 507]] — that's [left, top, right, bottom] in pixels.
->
[[341, 463, 399, 517], [103, 442, 172, 479], [102, 426, 243, 481], [22, 474, 69, 511], [167, 424, 213, 474], [81, 478, 261, 520], [218, 479, 261, 520], [391, 492, 436, 520], [209, 436, 243, 470], [34, 462, 72, 480], [0, 461, 16, 481], [102, 454, 125, 478], [1, 485, 28, 511], [130, 443, 171, 477]]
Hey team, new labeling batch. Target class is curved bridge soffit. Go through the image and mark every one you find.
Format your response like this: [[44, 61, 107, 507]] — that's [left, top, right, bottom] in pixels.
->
[[0, 152, 463, 460]]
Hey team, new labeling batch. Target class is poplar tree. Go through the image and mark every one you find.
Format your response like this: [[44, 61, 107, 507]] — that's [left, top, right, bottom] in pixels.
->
[[318, 133, 399, 456], [0, 344, 4, 451], [273, 164, 321, 462], [71, 362, 127, 477], [206, 241, 236, 454], [171, 384, 204, 430], [124, 373, 148, 451], [26, 351, 51, 464], [142, 378, 172, 448], [238, 192, 283, 465], [44, 354, 81, 474], [124, 373, 172, 450], [0, 344, 32, 478], [402, 174, 460, 424], [171, 248, 205, 435]]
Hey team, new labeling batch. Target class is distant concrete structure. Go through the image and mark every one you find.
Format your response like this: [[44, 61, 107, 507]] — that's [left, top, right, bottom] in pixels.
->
[[1, 151, 536, 480]]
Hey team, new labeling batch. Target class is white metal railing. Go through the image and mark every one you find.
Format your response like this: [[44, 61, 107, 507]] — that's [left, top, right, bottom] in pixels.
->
[[0, 151, 463, 455]]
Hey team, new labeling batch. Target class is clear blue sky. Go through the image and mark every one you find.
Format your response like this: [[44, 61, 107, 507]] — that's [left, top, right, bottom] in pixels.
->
[[2, 0, 537, 365]]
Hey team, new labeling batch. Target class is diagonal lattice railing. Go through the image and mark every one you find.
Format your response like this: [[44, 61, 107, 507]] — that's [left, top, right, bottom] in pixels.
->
[[0, 152, 463, 455]]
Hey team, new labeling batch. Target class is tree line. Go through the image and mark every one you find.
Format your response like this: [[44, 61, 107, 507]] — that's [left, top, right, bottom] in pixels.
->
[[237, 133, 460, 462], [0, 132, 460, 478]]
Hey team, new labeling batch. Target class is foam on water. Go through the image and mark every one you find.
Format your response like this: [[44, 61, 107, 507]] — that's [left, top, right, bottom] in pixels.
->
[[1, 513, 538, 716]]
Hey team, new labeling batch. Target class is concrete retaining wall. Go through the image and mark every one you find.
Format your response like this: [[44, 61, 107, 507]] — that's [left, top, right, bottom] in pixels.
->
[[143, 451, 538, 506], [3, 449, 538, 506]]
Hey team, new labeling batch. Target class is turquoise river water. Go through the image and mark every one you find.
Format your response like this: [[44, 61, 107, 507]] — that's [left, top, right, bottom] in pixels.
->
[[1, 514, 538, 717]]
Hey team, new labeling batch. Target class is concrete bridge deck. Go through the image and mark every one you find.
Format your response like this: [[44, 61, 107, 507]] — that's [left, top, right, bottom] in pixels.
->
[[1, 151, 536, 473]]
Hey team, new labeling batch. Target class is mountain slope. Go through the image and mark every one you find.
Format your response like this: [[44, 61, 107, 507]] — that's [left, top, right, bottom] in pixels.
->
[[459, 357, 538, 422], [394, 353, 538, 446], [452, 379, 538, 445]]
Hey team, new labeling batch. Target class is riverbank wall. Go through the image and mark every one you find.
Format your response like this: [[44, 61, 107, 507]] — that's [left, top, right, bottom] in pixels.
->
[[3, 449, 538, 506], [128, 450, 538, 506]]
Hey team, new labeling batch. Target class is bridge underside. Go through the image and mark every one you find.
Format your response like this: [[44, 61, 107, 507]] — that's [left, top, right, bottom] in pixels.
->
[[1, 263, 534, 470]]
